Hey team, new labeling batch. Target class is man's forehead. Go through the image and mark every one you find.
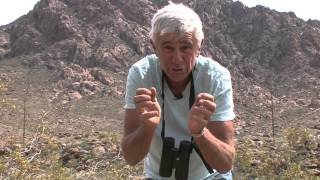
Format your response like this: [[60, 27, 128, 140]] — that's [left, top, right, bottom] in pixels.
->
[[158, 32, 195, 43]]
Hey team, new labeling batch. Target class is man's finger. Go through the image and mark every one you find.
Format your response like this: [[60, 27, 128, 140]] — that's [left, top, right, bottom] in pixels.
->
[[150, 87, 157, 102], [198, 99, 216, 113], [136, 88, 152, 96], [192, 106, 212, 120], [141, 111, 160, 118], [134, 94, 152, 103], [136, 101, 154, 109], [197, 93, 214, 102]]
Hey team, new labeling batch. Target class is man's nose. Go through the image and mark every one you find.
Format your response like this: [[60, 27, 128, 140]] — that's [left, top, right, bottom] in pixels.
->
[[173, 49, 183, 63]]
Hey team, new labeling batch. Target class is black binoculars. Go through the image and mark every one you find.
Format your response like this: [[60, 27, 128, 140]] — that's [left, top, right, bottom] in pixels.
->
[[159, 137, 193, 180]]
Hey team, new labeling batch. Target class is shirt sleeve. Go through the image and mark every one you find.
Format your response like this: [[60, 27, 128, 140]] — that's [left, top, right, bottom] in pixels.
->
[[124, 66, 141, 109], [211, 71, 236, 121]]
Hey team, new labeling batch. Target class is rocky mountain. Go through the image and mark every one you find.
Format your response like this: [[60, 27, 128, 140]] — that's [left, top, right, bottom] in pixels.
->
[[0, 0, 319, 134]]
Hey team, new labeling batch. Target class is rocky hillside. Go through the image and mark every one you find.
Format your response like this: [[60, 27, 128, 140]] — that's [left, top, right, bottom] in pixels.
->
[[0, 0, 319, 135]]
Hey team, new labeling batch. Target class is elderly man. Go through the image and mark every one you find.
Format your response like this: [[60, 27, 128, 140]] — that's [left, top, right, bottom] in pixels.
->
[[121, 2, 235, 180]]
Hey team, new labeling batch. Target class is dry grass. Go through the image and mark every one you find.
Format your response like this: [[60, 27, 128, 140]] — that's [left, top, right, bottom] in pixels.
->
[[1, 123, 318, 179], [0, 121, 144, 179], [235, 127, 319, 179], [1, 80, 319, 179]]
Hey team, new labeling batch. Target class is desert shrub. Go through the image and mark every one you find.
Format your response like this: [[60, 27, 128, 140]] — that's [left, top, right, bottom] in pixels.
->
[[0, 82, 6, 92], [0, 121, 73, 179], [0, 81, 16, 113], [0, 122, 144, 179], [235, 127, 319, 180], [0, 80, 144, 179], [285, 127, 318, 152]]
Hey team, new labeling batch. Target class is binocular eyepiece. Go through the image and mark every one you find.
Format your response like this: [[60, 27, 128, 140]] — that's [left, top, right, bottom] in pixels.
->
[[159, 137, 193, 180]]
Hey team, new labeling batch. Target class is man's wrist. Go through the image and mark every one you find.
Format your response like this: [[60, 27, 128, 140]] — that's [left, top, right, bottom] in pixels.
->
[[191, 126, 205, 138], [141, 119, 158, 134]]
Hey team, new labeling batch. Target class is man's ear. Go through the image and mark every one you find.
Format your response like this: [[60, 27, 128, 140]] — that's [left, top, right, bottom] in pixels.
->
[[197, 40, 203, 57], [199, 39, 203, 50], [198, 39, 203, 56]]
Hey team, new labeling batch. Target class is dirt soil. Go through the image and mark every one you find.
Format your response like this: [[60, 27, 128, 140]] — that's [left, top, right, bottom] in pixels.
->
[[0, 57, 125, 139]]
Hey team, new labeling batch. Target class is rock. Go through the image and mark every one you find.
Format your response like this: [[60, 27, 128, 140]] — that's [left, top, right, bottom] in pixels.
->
[[9, 24, 45, 56], [70, 82, 81, 91], [58, 64, 109, 98], [256, 141, 264, 147], [68, 91, 82, 100], [79, 87, 95, 96], [65, 159, 79, 168], [303, 163, 318, 169], [250, 159, 261, 166], [80, 81, 100, 92], [313, 169, 320, 176], [61, 64, 94, 82], [296, 98, 306, 105], [76, 164, 87, 171], [313, 124, 320, 130], [262, 134, 271, 138], [74, 135, 82, 139], [69, 147, 89, 159], [248, 121, 256, 126], [79, 149, 89, 155], [0, 147, 12, 155], [69, 147, 80, 155], [0, 34, 9, 47], [308, 99, 320, 109], [91, 146, 106, 158], [91, 68, 114, 85], [235, 130, 241, 135], [0, 32, 10, 59]]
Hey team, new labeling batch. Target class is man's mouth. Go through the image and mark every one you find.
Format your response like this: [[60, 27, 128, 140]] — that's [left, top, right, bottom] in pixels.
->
[[172, 67, 183, 72]]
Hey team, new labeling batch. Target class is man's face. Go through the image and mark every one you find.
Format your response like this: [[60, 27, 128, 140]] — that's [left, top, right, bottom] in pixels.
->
[[152, 32, 201, 84]]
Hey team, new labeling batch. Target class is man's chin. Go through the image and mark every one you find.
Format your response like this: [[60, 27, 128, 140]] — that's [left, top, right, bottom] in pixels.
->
[[167, 74, 189, 83]]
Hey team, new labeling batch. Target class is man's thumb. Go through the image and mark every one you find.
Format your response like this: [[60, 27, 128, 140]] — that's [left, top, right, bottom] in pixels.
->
[[150, 87, 157, 102]]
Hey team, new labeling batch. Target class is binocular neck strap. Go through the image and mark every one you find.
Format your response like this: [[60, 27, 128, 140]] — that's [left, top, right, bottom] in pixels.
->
[[192, 141, 214, 174], [160, 71, 194, 140], [160, 70, 213, 174]]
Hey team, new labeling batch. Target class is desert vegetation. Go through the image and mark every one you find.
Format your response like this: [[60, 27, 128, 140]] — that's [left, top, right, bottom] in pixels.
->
[[1, 81, 319, 179], [0, 123, 319, 179]]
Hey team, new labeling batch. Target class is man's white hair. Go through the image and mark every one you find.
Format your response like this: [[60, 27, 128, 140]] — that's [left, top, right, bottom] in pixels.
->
[[149, 2, 204, 44]]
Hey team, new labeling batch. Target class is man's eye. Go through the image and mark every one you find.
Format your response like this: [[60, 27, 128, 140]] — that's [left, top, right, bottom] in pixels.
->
[[181, 46, 192, 51], [164, 46, 174, 50]]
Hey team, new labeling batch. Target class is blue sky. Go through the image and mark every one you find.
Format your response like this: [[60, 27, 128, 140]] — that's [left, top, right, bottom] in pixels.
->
[[0, 0, 319, 25]]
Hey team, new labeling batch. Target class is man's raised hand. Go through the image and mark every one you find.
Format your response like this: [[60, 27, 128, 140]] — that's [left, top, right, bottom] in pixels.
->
[[134, 87, 161, 128], [188, 93, 216, 135]]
